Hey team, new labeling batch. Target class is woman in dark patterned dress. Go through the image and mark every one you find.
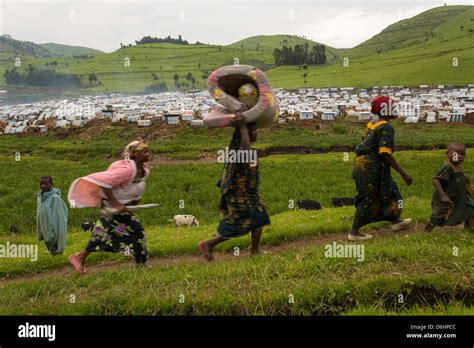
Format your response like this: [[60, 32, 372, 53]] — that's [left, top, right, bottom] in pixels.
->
[[68, 140, 151, 273], [349, 96, 413, 241], [198, 115, 270, 261]]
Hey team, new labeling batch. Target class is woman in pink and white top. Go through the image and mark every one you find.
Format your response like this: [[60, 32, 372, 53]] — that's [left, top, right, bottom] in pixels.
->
[[67, 140, 151, 273]]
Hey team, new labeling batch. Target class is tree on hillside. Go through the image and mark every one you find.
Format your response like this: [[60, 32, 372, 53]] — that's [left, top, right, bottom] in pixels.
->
[[273, 43, 326, 66], [144, 82, 168, 94], [135, 35, 189, 45], [273, 48, 282, 66], [3, 68, 21, 84], [88, 74, 98, 84], [4, 68, 81, 87], [173, 73, 180, 88]]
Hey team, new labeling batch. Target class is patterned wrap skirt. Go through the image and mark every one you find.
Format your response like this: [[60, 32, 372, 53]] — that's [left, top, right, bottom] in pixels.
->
[[86, 211, 147, 264], [217, 193, 271, 238]]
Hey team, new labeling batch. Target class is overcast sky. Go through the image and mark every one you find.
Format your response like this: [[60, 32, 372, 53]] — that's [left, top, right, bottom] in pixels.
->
[[0, 0, 472, 52]]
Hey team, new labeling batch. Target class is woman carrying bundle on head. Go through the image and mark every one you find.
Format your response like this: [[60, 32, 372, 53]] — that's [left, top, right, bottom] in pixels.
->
[[67, 140, 152, 273], [198, 116, 271, 260], [198, 64, 277, 260], [203, 64, 279, 129], [349, 96, 413, 241]]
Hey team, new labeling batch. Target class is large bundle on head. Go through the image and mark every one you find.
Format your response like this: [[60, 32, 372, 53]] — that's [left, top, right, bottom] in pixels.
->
[[204, 65, 279, 129]]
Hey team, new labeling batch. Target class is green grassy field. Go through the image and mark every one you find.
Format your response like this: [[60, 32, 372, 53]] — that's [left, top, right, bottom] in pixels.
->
[[1, 218, 472, 315], [1, 120, 473, 161], [0, 121, 473, 315], [267, 36, 474, 88], [0, 121, 473, 233]]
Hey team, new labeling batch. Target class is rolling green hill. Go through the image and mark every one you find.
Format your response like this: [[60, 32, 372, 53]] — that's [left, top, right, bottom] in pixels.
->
[[54, 5, 474, 93], [228, 34, 342, 62], [54, 43, 275, 93], [0, 5, 473, 94], [38, 43, 104, 57], [267, 5, 474, 88], [347, 5, 472, 58], [0, 35, 50, 57], [0, 35, 103, 57], [0, 36, 106, 94]]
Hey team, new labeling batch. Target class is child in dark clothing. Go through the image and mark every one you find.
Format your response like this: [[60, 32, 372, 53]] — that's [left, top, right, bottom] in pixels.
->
[[37, 176, 68, 255], [425, 142, 474, 232]]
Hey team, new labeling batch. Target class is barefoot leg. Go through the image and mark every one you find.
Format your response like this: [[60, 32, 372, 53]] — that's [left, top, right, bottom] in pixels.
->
[[77, 250, 91, 265], [197, 236, 226, 261], [68, 251, 89, 274], [250, 228, 262, 255]]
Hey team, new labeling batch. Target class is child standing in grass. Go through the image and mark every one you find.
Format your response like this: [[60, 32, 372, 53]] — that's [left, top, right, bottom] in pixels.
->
[[425, 142, 474, 232], [198, 115, 270, 260], [36, 175, 68, 255]]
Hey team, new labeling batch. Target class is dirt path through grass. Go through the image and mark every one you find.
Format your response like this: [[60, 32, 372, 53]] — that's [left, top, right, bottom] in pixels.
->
[[0, 224, 424, 285]]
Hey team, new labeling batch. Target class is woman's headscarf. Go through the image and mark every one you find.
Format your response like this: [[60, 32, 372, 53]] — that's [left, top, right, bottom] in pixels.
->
[[371, 96, 396, 118], [124, 140, 148, 159]]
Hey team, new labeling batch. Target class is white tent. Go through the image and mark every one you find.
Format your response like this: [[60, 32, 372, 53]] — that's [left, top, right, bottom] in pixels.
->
[[56, 120, 70, 128], [190, 119, 204, 127]]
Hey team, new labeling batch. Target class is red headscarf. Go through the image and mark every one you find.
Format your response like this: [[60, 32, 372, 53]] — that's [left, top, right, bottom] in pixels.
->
[[371, 96, 395, 117]]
